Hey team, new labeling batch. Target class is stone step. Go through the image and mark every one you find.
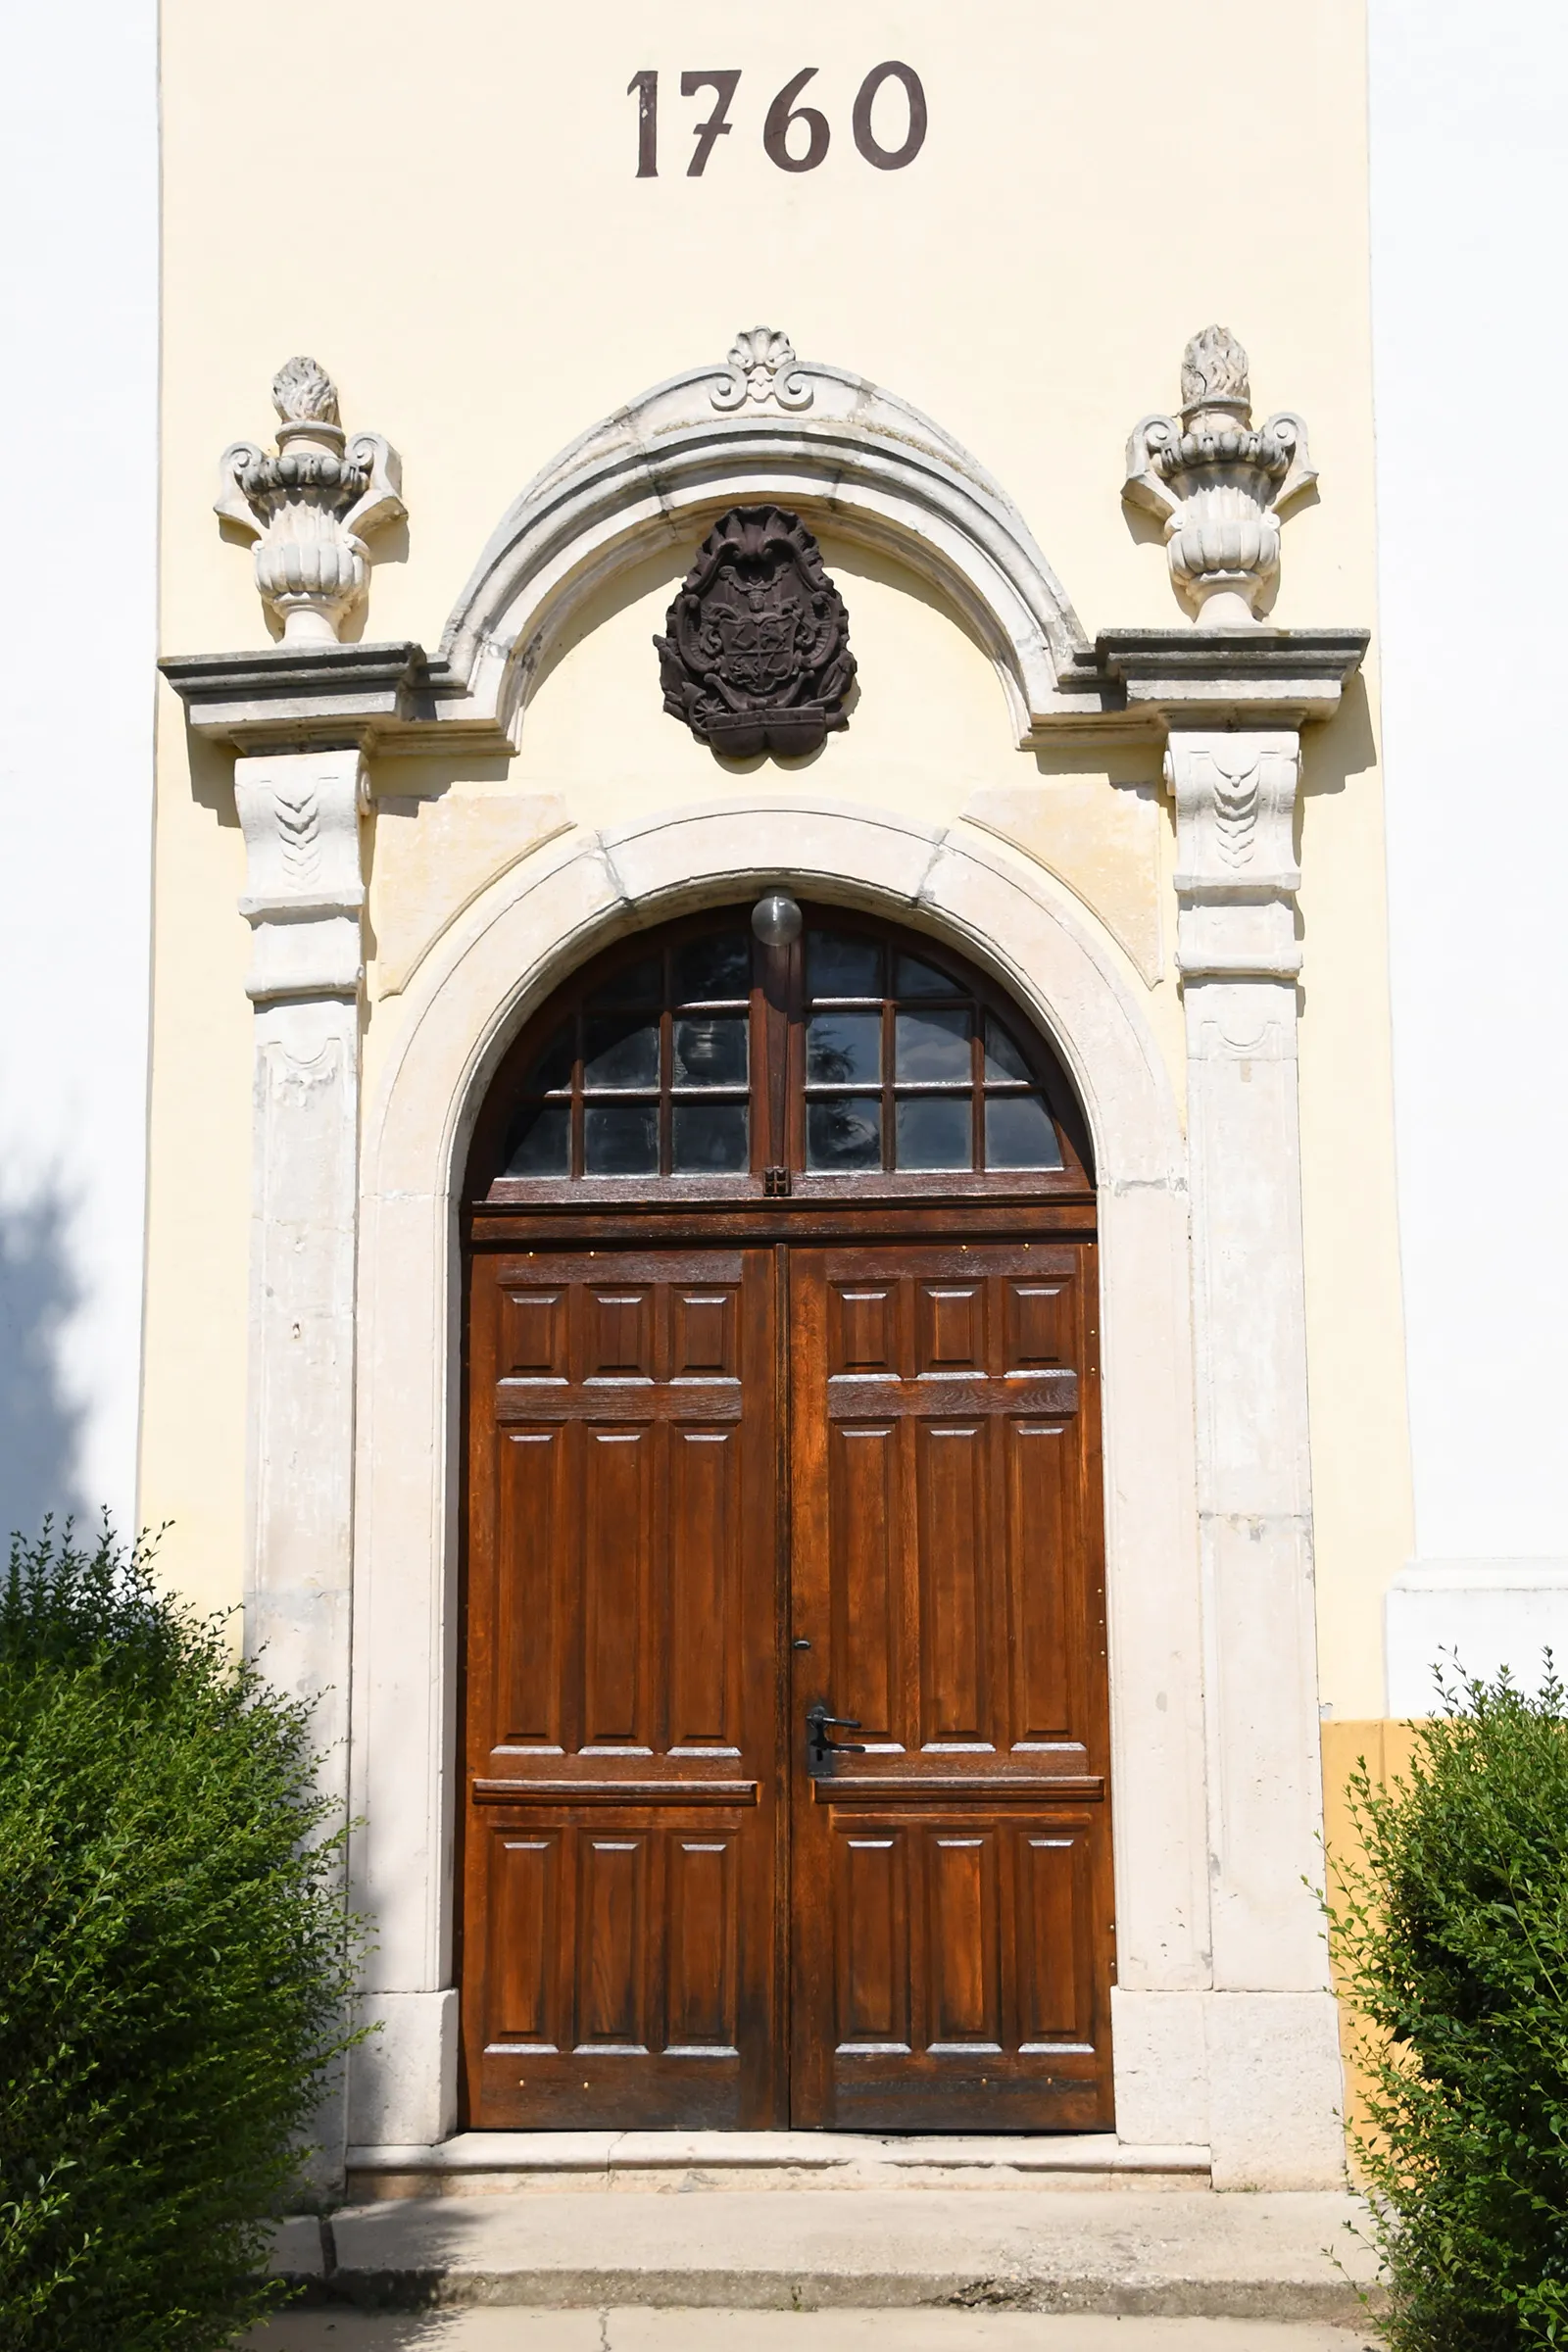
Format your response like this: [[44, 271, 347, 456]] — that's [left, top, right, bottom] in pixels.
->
[[345, 2132, 1211, 2201], [245, 2309, 1376, 2351], [271, 2185, 1380, 2322]]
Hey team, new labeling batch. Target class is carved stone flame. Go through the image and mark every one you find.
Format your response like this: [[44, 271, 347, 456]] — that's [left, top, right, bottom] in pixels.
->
[[217, 358, 404, 645], [271, 355, 342, 428], [1124, 326, 1316, 626], [655, 506, 855, 758], [1179, 323, 1251, 417]]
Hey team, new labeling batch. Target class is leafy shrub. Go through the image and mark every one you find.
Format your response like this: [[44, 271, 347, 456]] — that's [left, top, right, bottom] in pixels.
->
[[1331, 1662, 1568, 2352], [0, 1519, 365, 2351]]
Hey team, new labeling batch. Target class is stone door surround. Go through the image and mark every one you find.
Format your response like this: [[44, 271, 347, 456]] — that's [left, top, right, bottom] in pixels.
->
[[160, 337, 1366, 2189]]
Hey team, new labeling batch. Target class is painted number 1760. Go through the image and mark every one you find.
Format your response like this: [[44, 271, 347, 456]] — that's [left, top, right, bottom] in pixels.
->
[[626, 64, 928, 178]]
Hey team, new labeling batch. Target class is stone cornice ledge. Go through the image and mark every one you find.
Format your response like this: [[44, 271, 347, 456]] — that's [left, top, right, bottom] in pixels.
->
[[162, 625, 1368, 759], [159, 642, 442, 754], [1078, 627, 1369, 731]]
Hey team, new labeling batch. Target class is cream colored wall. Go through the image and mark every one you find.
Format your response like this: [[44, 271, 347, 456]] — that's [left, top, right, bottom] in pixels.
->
[[146, 0, 1409, 1705]]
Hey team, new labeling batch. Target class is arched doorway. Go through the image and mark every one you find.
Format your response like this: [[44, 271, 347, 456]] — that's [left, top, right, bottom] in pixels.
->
[[458, 900, 1111, 2132]]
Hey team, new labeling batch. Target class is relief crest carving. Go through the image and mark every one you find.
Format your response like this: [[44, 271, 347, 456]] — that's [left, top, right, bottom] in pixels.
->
[[655, 506, 856, 758]]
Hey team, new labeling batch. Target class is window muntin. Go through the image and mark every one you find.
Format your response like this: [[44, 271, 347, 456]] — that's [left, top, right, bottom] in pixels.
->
[[489, 910, 1079, 1191], [502, 923, 754, 1181], [801, 927, 1062, 1176]]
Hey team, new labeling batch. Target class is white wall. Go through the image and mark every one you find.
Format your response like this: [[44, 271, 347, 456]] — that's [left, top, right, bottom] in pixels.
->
[[1370, 0, 1568, 1698], [0, 2, 158, 1541]]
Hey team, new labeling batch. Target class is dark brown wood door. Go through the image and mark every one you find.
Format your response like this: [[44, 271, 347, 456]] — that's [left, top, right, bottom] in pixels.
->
[[787, 1241, 1113, 2131], [461, 1245, 783, 2128], [461, 904, 1111, 2132]]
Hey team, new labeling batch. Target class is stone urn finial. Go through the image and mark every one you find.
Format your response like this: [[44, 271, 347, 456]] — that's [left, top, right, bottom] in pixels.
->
[[1124, 326, 1315, 626], [216, 358, 404, 645]]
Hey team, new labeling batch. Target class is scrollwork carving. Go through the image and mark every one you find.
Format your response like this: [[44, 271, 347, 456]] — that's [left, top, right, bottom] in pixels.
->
[[710, 325, 813, 413]]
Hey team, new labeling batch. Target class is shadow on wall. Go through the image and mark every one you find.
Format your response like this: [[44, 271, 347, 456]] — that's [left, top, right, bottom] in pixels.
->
[[0, 1176, 86, 1537]]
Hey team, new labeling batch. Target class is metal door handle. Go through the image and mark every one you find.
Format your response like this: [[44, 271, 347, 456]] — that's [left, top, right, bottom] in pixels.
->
[[806, 1702, 865, 1777]]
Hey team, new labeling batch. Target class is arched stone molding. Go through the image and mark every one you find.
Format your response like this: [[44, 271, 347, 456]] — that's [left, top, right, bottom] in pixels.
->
[[345, 798, 1217, 2158], [427, 350, 1103, 752]]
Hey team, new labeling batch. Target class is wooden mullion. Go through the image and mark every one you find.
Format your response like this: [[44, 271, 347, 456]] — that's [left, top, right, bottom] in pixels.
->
[[659, 1003, 672, 1176], [973, 998, 985, 1171], [571, 1007, 585, 1179]]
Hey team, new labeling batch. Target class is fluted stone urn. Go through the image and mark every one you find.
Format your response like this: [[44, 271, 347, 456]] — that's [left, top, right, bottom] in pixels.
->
[[217, 356, 404, 645], [1124, 325, 1316, 626]]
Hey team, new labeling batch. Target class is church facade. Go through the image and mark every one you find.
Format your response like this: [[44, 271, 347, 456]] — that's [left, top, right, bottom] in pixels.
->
[[10, 0, 1554, 2190]]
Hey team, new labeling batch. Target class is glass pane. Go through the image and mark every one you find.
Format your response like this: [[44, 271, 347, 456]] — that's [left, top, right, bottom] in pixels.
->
[[895, 1006, 971, 1082], [583, 1013, 659, 1090], [985, 1093, 1063, 1171], [673, 1013, 748, 1088], [584, 1102, 659, 1175], [894, 952, 956, 997], [588, 954, 661, 1006], [808, 930, 881, 1000], [807, 1096, 882, 1171], [984, 1015, 1033, 1084], [672, 1101, 749, 1173], [674, 931, 750, 1003], [503, 1099, 569, 1177], [896, 1095, 972, 1171], [522, 1020, 573, 1095], [807, 1010, 881, 1084]]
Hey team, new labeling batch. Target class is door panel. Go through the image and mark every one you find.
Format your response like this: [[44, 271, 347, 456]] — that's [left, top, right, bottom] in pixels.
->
[[463, 1247, 780, 2129], [465, 1230, 1111, 2132], [789, 1243, 1113, 2130]]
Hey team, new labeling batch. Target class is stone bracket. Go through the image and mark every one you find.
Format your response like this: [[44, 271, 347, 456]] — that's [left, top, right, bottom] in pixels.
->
[[1165, 730, 1303, 981], [233, 748, 368, 1003]]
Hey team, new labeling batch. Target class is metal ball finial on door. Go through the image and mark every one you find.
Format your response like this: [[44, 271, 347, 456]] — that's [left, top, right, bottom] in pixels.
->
[[751, 892, 803, 948]]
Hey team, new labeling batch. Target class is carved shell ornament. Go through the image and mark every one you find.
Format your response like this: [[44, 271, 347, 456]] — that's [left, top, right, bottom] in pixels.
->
[[710, 325, 813, 413], [655, 506, 856, 759], [1124, 325, 1316, 626]]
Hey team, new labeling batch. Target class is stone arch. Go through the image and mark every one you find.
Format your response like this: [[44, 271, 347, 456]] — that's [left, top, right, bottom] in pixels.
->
[[424, 346, 1104, 753], [346, 798, 1208, 2150]]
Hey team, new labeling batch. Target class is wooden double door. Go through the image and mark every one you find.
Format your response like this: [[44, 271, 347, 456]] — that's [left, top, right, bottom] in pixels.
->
[[461, 1225, 1113, 2132]]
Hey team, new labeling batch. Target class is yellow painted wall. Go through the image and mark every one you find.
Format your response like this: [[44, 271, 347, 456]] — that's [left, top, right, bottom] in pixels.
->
[[145, 0, 1412, 1702], [1321, 1719, 1427, 2156]]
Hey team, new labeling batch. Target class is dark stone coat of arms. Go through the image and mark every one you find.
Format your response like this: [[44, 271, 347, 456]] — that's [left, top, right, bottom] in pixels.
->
[[655, 506, 856, 757]]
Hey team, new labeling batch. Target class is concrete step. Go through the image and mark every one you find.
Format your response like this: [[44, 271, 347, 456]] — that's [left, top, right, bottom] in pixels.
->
[[345, 2132, 1211, 2200], [270, 2186, 1381, 2322]]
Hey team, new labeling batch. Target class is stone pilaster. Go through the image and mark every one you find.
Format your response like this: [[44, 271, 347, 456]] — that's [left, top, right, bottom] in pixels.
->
[[233, 745, 366, 1802], [1165, 727, 1344, 2186], [233, 744, 367, 2186]]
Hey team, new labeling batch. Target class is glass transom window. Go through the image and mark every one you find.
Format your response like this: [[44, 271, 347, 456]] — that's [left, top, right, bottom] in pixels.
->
[[803, 929, 1064, 1175], [502, 926, 753, 1181], [481, 908, 1086, 1194]]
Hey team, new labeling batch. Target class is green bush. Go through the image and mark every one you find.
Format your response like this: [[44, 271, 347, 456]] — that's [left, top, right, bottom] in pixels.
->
[[0, 1520, 366, 2351], [1331, 1662, 1568, 2352]]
